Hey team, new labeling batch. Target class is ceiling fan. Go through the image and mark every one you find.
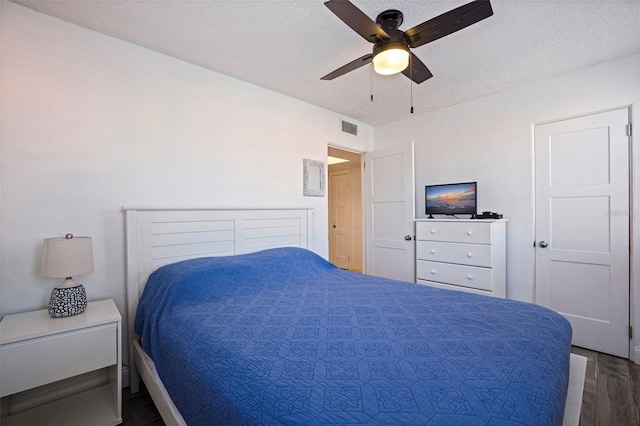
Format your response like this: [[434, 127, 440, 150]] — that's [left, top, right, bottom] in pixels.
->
[[321, 0, 494, 84]]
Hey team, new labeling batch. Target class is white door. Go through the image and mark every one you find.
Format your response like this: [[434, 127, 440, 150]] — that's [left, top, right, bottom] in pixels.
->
[[535, 108, 630, 358], [329, 170, 352, 270], [364, 141, 415, 281]]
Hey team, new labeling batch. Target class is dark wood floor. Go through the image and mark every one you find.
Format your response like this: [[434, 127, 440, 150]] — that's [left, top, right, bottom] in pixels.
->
[[122, 383, 164, 426], [122, 347, 640, 426], [572, 347, 640, 426]]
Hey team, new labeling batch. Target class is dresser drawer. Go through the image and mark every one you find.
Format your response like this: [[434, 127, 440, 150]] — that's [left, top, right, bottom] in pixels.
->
[[417, 260, 492, 291], [0, 323, 117, 397], [416, 241, 492, 267], [417, 279, 491, 296], [416, 221, 492, 244]]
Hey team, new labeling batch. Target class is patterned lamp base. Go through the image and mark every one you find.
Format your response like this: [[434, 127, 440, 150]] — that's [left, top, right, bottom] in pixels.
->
[[48, 284, 87, 318]]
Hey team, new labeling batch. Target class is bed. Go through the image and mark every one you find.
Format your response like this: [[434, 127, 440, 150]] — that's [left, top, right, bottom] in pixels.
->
[[125, 207, 586, 426]]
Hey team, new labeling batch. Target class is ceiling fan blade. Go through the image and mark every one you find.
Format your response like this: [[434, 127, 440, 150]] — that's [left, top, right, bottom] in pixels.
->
[[402, 53, 433, 84], [321, 54, 373, 80], [403, 0, 493, 49], [324, 0, 390, 43]]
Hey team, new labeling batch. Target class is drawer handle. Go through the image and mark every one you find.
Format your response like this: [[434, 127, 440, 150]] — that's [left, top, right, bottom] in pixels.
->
[[467, 230, 473, 236], [467, 274, 473, 280], [430, 249, 436, 254], [430, 269, 436, 274], [467, 252, 473, 258], [430, 229, 436, 234]]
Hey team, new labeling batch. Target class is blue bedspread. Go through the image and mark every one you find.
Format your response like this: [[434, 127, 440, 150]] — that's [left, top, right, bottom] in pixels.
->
[[136, 247, 572, 425]]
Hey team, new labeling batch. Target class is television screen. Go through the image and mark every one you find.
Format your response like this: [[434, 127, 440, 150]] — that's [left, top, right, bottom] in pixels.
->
[[425, 182, 477, 216]]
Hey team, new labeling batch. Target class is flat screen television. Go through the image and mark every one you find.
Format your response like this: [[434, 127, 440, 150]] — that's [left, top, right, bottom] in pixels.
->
[[425, 182, 477, 217]]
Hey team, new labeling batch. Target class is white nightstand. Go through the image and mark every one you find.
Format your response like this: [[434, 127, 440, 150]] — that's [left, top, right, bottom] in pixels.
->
[[0, 299, 122, 426]]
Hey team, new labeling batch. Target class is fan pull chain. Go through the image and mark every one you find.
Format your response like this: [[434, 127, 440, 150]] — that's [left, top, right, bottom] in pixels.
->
[[370, 63, 374, 102], [410, 55, 414, 114]]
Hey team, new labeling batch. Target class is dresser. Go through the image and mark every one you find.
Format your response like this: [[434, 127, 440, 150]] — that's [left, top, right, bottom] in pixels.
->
[[415, 219, 507, 297]]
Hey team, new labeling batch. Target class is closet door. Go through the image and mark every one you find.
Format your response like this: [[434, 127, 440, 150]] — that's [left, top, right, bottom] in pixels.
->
[[535, 108, 630, 358]]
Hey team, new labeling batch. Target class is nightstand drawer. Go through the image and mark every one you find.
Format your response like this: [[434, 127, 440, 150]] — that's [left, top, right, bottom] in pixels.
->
[[417, 260, 492, 291], [0, 323, 116, 397], [416, 241, 492, 267], [416, 221, 492, 244]]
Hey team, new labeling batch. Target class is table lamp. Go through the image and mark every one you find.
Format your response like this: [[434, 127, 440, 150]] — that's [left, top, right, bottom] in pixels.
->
[[41, 234, 94, 318]]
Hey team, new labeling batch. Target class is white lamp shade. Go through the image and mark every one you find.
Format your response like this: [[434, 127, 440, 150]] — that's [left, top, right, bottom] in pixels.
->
[[41, 236, 94, 278]]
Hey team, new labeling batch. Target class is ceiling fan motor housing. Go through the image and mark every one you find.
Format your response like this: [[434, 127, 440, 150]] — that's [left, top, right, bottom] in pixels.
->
[[375, 9, 403, 31], [372, 35, 409, 58], [372, 27, 409, 57]]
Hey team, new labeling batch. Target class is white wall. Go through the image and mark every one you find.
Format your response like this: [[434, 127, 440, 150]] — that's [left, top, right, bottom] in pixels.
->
[[374, 53, 640, 357], [0, 1, 372, 337]]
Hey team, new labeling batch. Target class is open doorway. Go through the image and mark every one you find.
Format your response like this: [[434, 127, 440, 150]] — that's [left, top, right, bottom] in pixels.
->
[[328, 146, 363, 272]]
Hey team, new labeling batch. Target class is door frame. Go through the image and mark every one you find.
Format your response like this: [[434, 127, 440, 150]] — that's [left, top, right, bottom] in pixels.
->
[[533, 105, 637, 361], [632, 102, 640, 364]]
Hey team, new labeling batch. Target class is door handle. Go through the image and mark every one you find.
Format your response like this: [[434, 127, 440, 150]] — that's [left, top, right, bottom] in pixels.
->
[[538, 241, 548, 248], [404, 235, 413, 241], [333, 224, 336, 228]]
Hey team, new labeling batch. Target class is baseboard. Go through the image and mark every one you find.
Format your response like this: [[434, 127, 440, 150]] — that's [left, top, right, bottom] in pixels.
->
[[2, 366, 130, 415], [122, 365, 130, 388], [633, 345, 640, 364], [5, 370, 107, 415]]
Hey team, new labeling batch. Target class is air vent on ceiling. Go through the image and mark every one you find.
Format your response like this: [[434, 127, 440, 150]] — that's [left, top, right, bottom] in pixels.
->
[[341, 119, 358, 137]]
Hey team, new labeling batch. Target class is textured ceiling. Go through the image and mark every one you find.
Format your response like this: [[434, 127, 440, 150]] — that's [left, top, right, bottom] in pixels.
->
[[10, 0, 640, 126]]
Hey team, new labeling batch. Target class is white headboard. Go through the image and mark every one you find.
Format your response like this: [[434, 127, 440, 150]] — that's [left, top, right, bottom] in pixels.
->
[[125, 207, 312, 296], [124, 207, 313, 338]]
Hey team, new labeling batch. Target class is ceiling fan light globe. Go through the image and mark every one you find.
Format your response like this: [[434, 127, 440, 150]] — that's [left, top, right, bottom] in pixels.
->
[[372, 48, 409, 75]]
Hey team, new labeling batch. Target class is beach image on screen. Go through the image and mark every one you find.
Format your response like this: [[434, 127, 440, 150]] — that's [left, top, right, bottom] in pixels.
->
[[426, 183, 476, 214]]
